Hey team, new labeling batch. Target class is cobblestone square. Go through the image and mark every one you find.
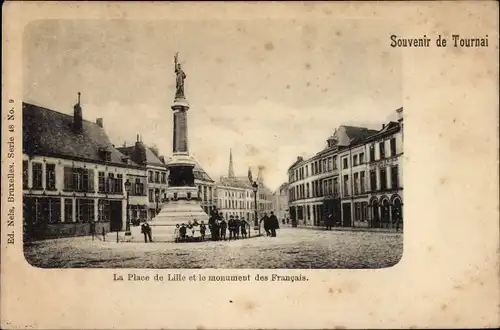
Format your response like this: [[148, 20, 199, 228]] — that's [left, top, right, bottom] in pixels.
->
[[24, 228, 403, 269]]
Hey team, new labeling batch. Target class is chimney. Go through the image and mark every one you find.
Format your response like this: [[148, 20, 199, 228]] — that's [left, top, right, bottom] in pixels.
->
[[396, 107, 403, 122], [382, 123, 385, 129], [73, 92, 83, 132], [96, 118, 103, 128]]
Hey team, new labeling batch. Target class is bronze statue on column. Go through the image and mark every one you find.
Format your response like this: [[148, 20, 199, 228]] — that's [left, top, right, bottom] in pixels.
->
[[174, 52, 186, 99]]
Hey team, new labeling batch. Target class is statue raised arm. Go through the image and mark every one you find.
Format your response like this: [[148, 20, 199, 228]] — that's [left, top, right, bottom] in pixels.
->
[[174, 52, 186, 99]]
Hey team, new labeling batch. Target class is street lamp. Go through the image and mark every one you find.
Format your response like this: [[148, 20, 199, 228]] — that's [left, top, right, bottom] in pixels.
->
[[124, 179, 132, 236], [155, 190, 160, 216], [252, 181, 260, 235]]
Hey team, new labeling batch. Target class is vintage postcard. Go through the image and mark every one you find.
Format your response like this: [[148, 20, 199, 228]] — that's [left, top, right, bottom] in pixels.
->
[[1, 1, 498, 329]]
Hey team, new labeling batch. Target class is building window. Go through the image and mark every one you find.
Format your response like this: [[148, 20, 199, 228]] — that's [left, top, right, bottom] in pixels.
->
[[98, 172, 106, 192], [333, 177, 339, 196], [333, 156, 338, 170], [23, 161, 29, 189], [148, 171, 153, 183], [343, 158, 348, 169], [369, 145, 375, 162], [360, 171, 366, 194], [64, 198, 73, 222], [98, 199, 110, 222], [32, 163, 43, 189], [149, 189, 154, 202], [133, 179, 144, 196], [155, 171, 160, 183], [359, 153, 365, 164], [391, 166, 399, 189], [353, 155, 358, 167], [107, 173, 115, 194], [353, 173, 359, 195], [45, 164, 56, 190], [322, 159, 327, 173], [390, 138, 397, 156], [43, 198, 61, 223], [380, 167, 387, 190], [65, 167, 94, 192], [379, 142, 385, 159], [343, 175, 349, 197], [115, 174, 123, 193], [370, 170, 377, 191], [76, 198, 94, 223], [161, 172, 166, 184]]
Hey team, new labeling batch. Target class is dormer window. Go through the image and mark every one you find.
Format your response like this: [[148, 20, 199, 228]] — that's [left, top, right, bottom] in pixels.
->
[[98, 147, 111, 162], [121, 156, 130, 164]]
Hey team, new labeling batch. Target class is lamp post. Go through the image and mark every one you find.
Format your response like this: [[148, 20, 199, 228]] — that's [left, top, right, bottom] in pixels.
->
[[252, 181, 259, 235], [155, 190, 160, 216], [124, 179, 132, 236]]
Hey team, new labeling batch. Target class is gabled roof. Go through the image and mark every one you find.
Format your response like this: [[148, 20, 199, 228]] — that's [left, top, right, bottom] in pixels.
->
[[23, 102, 138, 167], [117, 143, 165, 167]]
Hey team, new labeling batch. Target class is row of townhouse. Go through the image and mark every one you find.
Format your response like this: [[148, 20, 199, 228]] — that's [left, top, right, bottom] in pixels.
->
[[22, 97, 215, 240], [287, 107, 404, 229], [214, 151, 275, 222]]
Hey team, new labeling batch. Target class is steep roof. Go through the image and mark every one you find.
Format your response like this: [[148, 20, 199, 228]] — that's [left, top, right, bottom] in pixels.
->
[[342, 125, 379, 144], [193, 160, 215, 183], [117, 143, 165, 167], [23, 102, 137, 167]]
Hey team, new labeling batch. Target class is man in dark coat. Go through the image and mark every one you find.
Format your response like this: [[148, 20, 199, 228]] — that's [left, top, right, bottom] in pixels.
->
[[228, 216, 235, 240], [260, 213, 270, 236], [269, 211, 279, 237]]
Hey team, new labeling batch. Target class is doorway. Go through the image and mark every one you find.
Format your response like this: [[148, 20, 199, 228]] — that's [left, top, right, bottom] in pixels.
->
[[342, 203, 351, 227], [109, 200, 123, 232]]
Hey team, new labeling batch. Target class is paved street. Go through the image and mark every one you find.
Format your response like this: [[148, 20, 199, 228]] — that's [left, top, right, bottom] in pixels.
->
[[24, 228, 403, 269]]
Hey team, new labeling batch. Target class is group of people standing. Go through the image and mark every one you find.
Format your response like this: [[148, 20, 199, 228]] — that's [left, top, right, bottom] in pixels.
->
[[259, 211, 280, 237], [174, 219, 206, 242], [208, 212, 249, 241]]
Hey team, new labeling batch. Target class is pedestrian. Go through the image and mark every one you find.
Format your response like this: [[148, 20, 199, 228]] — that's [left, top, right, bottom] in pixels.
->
[[220, 217, 227, 240], [174, 224, 180, 242], [326, 213, 333, 230], [260, 213, 270, 236], [228, 215, 234, 240], [286, 217, 290, 225], [240, 217, 248, 239], [102, 227, 106, 241], [393, 209, 401, 232], [200, 221, 206, 241], [269, 211, 279, 237], [141, 221, 152, 243], [212, 219, 219, 241], [179, 223, 187, 242], [234, 216, 241, 239], [90, 220, 96, 240]]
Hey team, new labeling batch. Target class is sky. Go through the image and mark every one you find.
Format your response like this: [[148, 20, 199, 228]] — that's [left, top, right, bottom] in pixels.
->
[[23, 19, 402, 191]]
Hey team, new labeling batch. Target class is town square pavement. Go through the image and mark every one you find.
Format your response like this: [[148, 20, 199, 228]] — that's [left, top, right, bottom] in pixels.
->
[[24, 228, 403, 269]]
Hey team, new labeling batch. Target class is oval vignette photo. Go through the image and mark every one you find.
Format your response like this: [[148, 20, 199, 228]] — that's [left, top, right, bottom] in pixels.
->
[[22, 19, 404, 269]]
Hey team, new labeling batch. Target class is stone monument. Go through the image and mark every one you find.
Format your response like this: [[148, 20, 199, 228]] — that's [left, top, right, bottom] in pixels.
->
[[149, 52, 209, 241]]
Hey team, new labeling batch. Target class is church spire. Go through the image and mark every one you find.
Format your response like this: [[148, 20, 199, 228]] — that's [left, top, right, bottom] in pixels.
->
[[228, 149, 235, 178]]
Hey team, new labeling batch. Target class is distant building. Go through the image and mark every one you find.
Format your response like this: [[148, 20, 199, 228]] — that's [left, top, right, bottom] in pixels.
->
[[287, 107, 404, 229], [272, 182, 289, 221], [193, 160, 216, 215], [22, 97, 145, 240], [216, 150, 273, 222], [118, 137, 168, 220]]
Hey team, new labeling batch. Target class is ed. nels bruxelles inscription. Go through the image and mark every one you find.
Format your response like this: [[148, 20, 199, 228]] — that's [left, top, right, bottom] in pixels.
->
[[114, 273, 308, 283], [390, 34, 489, 48], [6, 99, 16, 244]]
